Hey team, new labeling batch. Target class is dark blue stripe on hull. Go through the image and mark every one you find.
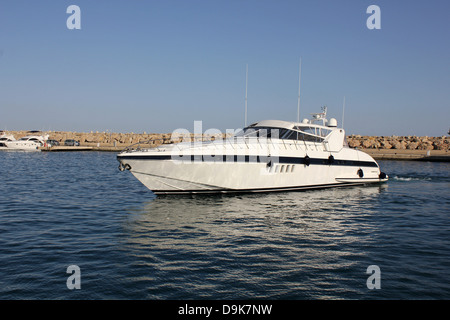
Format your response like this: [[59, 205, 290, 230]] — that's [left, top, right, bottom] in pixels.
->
[[117, 154, 378, 168]]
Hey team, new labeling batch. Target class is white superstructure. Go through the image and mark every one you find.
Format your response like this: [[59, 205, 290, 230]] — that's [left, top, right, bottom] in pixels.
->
[[117, 107, 388, 195]]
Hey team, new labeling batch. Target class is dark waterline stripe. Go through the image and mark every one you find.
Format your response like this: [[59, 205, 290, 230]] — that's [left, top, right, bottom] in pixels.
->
[[152, 181, 381, 195]]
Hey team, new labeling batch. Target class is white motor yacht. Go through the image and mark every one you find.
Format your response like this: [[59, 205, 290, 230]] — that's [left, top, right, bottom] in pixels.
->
[[117, 107, 388, 195], [0, 134, 16, 150], [5, 134, 49, 151]]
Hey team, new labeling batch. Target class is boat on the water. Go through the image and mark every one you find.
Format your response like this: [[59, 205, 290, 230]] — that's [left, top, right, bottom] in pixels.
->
[[117, 107, 388, 195], [0, 133, 16, 150], [4, 134, 49, 151]]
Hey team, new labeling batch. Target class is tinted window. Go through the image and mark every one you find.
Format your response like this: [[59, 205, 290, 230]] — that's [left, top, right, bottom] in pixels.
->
[[238, 126, 324, 142]]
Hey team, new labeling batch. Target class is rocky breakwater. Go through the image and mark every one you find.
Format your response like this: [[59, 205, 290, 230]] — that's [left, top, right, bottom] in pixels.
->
[[5, 131, 222, 148], [347, 135, 449, 151], [4, 130, 449, 160], [43, 131, 450, 151], [67, 131, 221, 147], [347, 135, 449, 161]]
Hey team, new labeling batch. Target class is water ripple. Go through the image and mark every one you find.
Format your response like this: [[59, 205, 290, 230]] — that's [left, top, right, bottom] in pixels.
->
[[0, 154, 449, 299]]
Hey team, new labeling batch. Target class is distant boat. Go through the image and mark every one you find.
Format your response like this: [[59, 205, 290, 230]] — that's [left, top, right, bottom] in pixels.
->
[[0, 133, 16, 150], [117, 107, 388, 195], [4, 134, 49, 151]]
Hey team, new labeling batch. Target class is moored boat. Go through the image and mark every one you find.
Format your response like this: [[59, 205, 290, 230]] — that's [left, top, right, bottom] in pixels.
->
[[4, 134, 49, 151], [0, 133, 16, 150]]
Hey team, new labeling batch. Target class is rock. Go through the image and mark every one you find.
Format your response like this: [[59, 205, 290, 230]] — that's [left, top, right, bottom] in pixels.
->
[[380, 140, 392, 149], [392, 141, 407, 150], [362, 139, 376, 148], [348, 139, 361, 148], [406, 142, 419, 150], [433, 140, 449, 150], [417, 141, 433, 150]]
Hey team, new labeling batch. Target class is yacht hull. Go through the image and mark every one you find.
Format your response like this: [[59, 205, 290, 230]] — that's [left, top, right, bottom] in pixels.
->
[[118, 149, 387, 195], [3, 144, 41, 151]]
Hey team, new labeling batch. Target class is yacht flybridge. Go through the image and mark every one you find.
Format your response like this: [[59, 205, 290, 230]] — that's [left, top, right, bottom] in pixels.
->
[[117, 107, 387, 195]]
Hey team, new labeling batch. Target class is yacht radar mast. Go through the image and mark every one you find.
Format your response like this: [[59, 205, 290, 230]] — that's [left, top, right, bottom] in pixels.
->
[[310, 106, 328, 125]]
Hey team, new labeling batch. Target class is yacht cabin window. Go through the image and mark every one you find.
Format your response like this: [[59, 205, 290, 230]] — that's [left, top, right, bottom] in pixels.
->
[[236, 126, 324, 142]]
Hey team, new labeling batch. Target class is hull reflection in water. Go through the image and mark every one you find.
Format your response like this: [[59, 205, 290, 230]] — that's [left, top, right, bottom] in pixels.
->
[[121, 185, 387, 299]]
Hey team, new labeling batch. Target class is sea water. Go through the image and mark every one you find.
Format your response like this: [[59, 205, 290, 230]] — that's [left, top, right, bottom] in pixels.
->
[[0, 151, 449, 299]]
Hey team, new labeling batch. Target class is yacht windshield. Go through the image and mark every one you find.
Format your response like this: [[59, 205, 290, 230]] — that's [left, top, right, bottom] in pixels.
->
[[294, 126, 331, 138], [234, 127, 277, 138], [235, 126, 325, 142]]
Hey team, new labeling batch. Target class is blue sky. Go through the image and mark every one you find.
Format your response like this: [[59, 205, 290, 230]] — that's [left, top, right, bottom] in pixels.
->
[[0, 0, 449, 136]]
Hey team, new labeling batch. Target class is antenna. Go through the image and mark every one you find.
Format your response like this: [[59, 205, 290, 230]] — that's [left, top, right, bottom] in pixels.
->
[[245, 63, 248, 127], [297, 57, 302, 123], [342, 96, 346, 128]]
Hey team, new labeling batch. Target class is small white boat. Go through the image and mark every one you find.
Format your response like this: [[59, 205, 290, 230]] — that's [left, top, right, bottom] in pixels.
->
[[4, 134, 49, 151], [0, 133, 16, 150], [117, 107, 388, 195]]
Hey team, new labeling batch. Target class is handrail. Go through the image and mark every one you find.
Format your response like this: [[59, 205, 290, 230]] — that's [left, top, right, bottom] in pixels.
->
[[119, 135, 228, 153], [119, 132, 327, 153], [120, 137, 169, 153]]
